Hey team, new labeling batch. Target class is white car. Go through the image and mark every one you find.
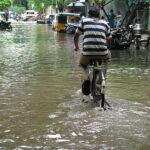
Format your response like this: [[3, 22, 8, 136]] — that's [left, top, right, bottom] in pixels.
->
[[23, 10, 37, 21]]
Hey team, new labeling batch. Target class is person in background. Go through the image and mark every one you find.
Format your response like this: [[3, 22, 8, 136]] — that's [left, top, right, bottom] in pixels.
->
[[108, 9, 116, 28], [101, 16, 105, 20], [115, 11, 122, 28]]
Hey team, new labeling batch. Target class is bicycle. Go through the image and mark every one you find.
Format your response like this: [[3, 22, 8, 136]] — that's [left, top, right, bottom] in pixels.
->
[[82, 59, 111, 110]]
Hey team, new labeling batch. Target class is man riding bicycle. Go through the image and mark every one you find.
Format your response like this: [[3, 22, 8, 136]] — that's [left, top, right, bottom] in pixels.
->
[[73, 7, 111, 95]]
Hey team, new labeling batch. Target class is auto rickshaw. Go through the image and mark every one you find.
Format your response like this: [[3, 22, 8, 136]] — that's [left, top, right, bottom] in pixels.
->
[[0, 12, 6, 21], [52, 12, 81, 32]]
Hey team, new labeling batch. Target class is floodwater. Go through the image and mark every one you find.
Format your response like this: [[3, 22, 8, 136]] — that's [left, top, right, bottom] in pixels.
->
[[0, 23, 150, 150]]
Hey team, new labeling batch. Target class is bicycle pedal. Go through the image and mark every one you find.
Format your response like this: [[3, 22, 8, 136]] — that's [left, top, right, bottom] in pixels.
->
[[97, 106, 112, 111], [104, 106, 112, 110], [98, 107, 104, 111], [103, 107, 107, 111], [82, 98, 89, 103], [107, 107, 112, 110], [82, 98, 85, 102]]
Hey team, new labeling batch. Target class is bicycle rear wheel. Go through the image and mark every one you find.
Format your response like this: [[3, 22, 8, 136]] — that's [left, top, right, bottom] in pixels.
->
[[92, 69, 110, 109]]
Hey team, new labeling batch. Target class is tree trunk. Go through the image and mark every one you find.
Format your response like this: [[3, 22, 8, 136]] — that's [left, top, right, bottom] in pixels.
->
[[94, 1, 110, 20], [101, 5, 109, 20]]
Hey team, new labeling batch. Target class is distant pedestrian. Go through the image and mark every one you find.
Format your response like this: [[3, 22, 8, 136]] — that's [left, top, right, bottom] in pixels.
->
[[108, 9, 115, 28], [101, 16, 105, 20], [115, 11, 122, 27]]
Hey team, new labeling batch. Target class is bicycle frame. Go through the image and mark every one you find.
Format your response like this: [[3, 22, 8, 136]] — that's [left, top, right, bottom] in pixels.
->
[[86, 60, 108, 108]]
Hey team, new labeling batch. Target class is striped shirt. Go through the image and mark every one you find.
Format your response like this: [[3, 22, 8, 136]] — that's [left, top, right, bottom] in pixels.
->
[[76, 18, 111, 55]]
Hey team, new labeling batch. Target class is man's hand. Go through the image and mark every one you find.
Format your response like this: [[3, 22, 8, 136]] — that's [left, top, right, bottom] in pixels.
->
[[74, 32, 80, 51]]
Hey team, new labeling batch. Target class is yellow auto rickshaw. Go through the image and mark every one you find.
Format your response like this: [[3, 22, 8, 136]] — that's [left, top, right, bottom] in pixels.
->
[[52, 12, 81, 32]]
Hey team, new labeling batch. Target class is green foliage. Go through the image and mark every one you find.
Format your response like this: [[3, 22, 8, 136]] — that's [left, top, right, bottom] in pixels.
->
[[94, 0, 114, 5], [28, 0, 76, 11], [28, 0, 53, 11], [11, 5, 26, 13], [0, 0, 13, 11], [96, 0, 105, 2], [94, 0, 106, 4], [13, 0, 28, 9]]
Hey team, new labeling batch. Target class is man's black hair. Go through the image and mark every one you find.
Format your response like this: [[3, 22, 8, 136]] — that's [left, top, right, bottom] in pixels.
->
[[110, 9, 114, 12], [88, 6, 100, 18]]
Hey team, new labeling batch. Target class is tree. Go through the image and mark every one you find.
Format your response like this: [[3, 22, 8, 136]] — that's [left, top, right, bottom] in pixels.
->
[[28, 0, 53, 11], [13, 0, 28, 9], [28, 0, 76, 12], [0, 0, 13, 11], [93, 0, 114, 19]]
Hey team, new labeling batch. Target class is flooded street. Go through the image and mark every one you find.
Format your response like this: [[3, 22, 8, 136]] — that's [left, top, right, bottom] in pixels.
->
[[0, 23, 150, 150]]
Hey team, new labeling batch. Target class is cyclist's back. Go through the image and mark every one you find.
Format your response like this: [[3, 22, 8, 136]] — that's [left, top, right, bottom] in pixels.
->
[[74, 6, 111, 71], [79, 17, 110, 56]]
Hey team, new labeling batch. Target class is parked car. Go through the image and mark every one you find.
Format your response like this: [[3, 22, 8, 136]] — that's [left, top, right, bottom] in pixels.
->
[[23, 10, 37, 21]]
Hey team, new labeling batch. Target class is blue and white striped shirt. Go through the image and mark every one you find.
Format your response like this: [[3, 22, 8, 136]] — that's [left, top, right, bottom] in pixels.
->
[[76, 18, 111, 55]]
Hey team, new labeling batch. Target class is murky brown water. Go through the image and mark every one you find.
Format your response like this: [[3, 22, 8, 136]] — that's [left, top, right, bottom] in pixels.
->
[[0, 23, 150, 150]]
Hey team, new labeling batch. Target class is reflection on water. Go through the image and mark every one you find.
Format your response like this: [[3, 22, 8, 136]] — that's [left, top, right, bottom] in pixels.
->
[[0, 23, 150, 149], [108, 44, 150, 104]]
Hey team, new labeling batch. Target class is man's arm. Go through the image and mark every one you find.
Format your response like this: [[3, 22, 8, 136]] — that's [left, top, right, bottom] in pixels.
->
[[107, 38, 112, 48], [74, 32, 80, 51]]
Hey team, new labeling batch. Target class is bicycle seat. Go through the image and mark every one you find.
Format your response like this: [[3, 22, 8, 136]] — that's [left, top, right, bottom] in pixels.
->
[[89, 59, 102, 66]]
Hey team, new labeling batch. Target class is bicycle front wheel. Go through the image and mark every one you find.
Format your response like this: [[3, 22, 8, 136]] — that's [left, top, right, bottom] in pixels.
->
[[101, 93, 105, 108]]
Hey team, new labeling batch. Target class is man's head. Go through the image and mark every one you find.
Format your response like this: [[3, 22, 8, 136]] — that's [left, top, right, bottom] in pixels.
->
[[88, 6, 100, 18]]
